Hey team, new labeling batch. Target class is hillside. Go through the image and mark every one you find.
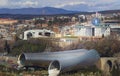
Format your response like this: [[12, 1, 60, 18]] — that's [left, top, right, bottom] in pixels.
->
[[0, 7, 78, 15]]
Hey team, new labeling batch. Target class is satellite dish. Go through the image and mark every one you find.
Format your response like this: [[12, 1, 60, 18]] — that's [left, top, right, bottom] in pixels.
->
[[92, 18, 101, 26]]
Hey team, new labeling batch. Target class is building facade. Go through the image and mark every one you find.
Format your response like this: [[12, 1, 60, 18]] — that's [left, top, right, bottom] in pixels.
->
[[61, 24, 110, 38], [21, 29, 55, 40]]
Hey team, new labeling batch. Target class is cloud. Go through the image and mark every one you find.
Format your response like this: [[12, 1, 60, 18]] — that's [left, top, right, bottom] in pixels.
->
[[55, 1, 86, 8], [17, 1, 38, 8], [0, 0, 8, 7]]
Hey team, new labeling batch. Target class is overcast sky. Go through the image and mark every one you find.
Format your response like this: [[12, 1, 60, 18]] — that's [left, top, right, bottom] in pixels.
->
[[0, 0, 120, 11]]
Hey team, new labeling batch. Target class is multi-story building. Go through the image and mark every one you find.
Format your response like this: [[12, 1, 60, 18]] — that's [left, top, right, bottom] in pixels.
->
[[62, 24, 110, 38], [20, 29, 55, 40]]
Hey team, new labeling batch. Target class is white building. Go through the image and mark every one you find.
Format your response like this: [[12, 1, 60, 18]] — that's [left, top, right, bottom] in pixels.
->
[[94, 26, 110, 37], [62, 24, 110, 38], [0, 28, 8, 38], [21, 29, 55, 40]]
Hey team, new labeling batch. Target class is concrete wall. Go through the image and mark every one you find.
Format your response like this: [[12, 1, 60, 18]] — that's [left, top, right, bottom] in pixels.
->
[[96, 57, 120, 72]]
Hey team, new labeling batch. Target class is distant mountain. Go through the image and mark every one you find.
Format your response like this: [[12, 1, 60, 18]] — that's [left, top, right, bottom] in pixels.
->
[[0, 7, 120, 19], [99, 10, 120, 14], [0, 7, 79, 15]]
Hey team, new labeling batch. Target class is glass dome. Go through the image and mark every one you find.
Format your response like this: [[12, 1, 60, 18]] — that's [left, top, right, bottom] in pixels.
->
[[91, 18, 101, 26]]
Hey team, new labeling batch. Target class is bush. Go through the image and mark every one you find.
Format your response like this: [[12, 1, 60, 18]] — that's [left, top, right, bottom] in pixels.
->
[[65, 35, 120, 57], [11, 38, 62, 56]]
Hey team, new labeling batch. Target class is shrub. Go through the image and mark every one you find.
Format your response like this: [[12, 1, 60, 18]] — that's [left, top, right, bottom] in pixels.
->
[[11, 38, 62, 56]]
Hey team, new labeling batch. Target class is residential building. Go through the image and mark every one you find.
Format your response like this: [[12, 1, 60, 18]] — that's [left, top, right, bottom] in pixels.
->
[[62, 24, 110, 38], [21, 29, 55, 40]]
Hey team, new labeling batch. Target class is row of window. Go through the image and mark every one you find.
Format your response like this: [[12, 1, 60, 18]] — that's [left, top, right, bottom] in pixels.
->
[[27, 32, 51, 38]]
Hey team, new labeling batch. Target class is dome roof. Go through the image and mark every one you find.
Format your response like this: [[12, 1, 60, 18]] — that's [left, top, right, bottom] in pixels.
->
[[92, 18, 101, 26]]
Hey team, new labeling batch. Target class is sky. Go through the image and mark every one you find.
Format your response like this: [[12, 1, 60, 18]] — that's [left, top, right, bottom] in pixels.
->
[[0, 0, 120, 11]]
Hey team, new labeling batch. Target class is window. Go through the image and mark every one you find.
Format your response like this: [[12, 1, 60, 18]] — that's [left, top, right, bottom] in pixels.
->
[[45, 32, 51, 36], [92, 28, 95, 36], [39, 32, 42, 35], [27, 32, 32, 38]]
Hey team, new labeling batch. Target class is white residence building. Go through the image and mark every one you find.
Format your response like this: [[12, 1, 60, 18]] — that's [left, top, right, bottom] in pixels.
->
[[21, 29, 55, 40], [61, 24, 110, 38], [74, 25, 110, 37]]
